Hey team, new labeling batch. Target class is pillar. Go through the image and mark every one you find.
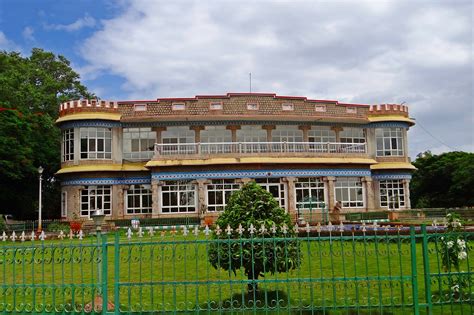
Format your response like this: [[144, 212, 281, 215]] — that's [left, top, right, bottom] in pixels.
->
[[226, 125, 241, 142], [73, 127, 80, 165], [282, 177, 296, 216], [151, 179, 161, 218], [362, 176, 375, 212], [196, 179, 209, 217], [152, 127, 167, 144], [298, 125, 311, 142], [190, 125, 205, 143], [331, 126, 343, 142], [262, 125, 275, 142], [112, 184, 128, 219], [403, 179, 411, 209], [323, 176, 336, 212]]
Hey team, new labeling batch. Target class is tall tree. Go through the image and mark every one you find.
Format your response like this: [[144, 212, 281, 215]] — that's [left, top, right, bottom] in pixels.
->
[[0, 49, 92, 219], [411, 151, 474, 208]]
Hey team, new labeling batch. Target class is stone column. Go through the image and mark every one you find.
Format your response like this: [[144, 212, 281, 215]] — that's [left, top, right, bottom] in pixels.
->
[[298, 125, 311, 142], [403, 129, 409, 162], [365, 128, 376, 158], [113, 185, 128, 219], [226, 125, 241, 142], [196, 179, 209, 217], [282, 177, 296, 215], [190, 125, 205, 143], [362, 176, 375, 212], [262, 125, 275, 142], [152, 127, 167, 144], [331, 126, 343, 142], [403, 179, 411, 209], [151, 179, 162, 218], [323, 176, 336, 212]]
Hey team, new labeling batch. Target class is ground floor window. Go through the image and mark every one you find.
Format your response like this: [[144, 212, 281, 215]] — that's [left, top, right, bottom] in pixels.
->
[[161, 180, 197, 213], [126, 184, 152, 214], [206, 179, 241, 212], [379, 179, 405, 209], [80, 185, 112, 217], [295, 177, 325, 210], [61, 191, 67, 218], [335, 177, 364, 208], [255, 178, 286, 209]]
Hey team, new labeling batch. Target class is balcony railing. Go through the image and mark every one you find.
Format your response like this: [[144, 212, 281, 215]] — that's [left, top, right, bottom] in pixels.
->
[[154, 142, 366, 156]]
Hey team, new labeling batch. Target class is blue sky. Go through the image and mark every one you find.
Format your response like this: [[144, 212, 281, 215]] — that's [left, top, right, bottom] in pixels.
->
[[0, 0, 472, 157]]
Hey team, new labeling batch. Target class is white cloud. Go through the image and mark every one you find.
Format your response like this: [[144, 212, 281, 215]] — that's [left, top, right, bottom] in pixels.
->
[[79, 0, 473, 157], [45, 14, 96, 32], [0, 31, 20, 51], [22, 26, 35, 41]]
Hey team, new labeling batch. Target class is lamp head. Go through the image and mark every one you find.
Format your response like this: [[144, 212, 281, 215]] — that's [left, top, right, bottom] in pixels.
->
[[90, 210, 105, 227], [38, 166, 44, 175]]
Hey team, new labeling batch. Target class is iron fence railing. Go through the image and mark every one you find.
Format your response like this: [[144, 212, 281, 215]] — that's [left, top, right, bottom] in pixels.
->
[[0, 225, 472, 314], [154, 141, 367, 156]]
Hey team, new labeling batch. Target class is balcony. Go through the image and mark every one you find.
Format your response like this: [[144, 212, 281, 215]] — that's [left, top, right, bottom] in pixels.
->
[[154, 142, 367, 158]]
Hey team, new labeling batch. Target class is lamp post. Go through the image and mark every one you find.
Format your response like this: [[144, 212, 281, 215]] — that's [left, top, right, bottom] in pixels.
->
[[37, 166, 44, 232]]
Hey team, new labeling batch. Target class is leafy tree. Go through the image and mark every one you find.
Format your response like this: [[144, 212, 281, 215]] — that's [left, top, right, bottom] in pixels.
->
[[411, 151, 474, 208], [0, 49, 92, 219], [208, 182, 302, 292]]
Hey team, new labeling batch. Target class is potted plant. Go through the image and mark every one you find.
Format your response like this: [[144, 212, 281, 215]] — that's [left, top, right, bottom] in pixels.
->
[[69, 212, 83, 233]]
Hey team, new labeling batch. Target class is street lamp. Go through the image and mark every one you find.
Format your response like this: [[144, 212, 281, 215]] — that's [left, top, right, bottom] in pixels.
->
[[37, 166, 44, 232]]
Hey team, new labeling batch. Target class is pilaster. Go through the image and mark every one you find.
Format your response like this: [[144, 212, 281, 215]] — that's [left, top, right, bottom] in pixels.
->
[[151, 179, 162, 218], [112, 127, 122, 164], [298, 125, 311, 142], [362, 176, 375, 211], [226, 125, 241, 142], [190, 125, 205, 143], [282, 177, 296, 215], [323, 176, 336, 212], [331, 126, 343, 142], [196, 179, 210, 217], [403, 179, 411, 209], [152, 127, 167, 144], [262, 125, 276, 142], [112, 184, 128, 219]]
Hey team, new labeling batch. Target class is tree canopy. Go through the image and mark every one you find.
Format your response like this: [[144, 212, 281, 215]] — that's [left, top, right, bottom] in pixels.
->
[[208, 182, 301, 291], [0, 48, 92, 219], [411, 151, 474, 208]]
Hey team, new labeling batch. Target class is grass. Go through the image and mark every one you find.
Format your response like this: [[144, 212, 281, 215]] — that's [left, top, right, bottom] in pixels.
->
[[0, 231, 472, 314]]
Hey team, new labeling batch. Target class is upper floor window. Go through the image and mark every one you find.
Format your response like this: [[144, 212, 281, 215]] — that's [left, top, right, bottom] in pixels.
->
[[237, 125, 267, 143], [201, 126, 232, 143], [376, 127, 404, 156], [172, 103, 185, 111], [315, 105, 327, 112], [272, 125, 303, 143], [282, 103, 294, 111], [62, 129, 74, 162], [134, 104, 147, 111], [162, 126, 195, 144], [209, 102, 223, 110], [247, 102, 259, 110], [340, 128, 365, 143], [308, 126, 336, 143], [80, 127, 112, 159], [123, 128, 156, 160], [346, 107, 357, 114]]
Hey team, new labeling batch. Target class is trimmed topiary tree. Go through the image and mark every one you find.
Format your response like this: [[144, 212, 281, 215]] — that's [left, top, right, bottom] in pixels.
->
[[208, 181, 302, 292]]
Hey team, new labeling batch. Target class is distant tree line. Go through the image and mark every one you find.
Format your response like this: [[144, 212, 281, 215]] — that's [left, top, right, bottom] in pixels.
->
[[410, 151, 474, 208], [0, 48, 93, 219]]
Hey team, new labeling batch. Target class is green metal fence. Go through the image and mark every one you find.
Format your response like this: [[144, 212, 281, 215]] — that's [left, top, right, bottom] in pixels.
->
[[0, 225, 472, 314]]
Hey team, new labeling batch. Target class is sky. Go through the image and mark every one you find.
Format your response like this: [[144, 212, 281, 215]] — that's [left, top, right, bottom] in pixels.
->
[[0, 0, 472, 158]]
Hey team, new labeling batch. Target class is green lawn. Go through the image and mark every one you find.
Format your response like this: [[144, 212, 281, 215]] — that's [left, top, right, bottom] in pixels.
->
[[0, 232, 472, 314]]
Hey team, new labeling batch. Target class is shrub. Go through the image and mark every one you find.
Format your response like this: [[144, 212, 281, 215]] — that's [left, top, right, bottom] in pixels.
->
[[208, 182, 302, 292], [46, 222, 70, 233]]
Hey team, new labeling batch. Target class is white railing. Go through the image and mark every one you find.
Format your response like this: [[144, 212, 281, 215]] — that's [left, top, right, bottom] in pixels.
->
[[154, 142, 366, 156]]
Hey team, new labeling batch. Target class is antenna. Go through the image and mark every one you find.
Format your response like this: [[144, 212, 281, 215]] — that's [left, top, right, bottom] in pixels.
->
[[249, 73, 252, 93]]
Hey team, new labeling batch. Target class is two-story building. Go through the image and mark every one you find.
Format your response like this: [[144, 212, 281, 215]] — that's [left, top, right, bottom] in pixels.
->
[[56, 93, 416, 223]]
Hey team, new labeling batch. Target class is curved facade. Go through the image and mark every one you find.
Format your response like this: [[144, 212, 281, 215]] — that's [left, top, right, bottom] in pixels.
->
[[56, 93, 416, 222]]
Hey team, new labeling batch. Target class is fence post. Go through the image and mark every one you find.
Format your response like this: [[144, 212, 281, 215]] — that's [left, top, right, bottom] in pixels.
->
[[114, 233, 120, 314], [410, 226, 420, 315], [421, 224, 432, 314], [102, 233, 108, 313]]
